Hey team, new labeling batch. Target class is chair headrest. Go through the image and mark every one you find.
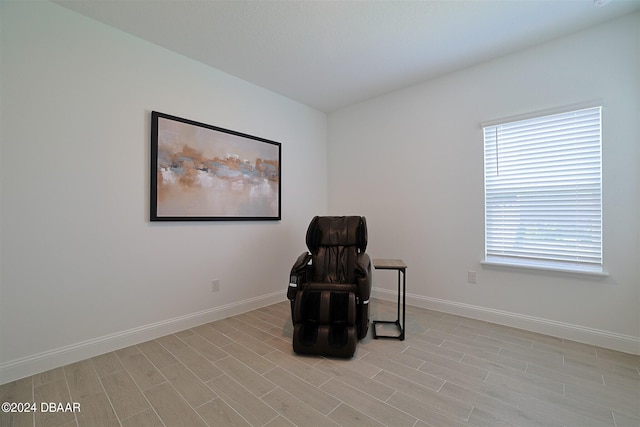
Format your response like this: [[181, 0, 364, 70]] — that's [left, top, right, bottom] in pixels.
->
[[306, 216, 367, 253]]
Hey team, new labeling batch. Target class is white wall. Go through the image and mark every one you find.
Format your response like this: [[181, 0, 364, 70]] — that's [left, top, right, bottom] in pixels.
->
[[0, 1, 327, 383], [328, 13, 640, 354]]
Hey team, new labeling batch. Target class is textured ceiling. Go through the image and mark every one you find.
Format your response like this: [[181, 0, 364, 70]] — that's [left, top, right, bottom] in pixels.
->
[[54, 0, 640, 112]]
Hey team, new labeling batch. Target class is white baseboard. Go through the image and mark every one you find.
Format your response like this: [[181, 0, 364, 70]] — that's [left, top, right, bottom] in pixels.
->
[[372, 288, 640, 355], [0, 291, 286, 385]]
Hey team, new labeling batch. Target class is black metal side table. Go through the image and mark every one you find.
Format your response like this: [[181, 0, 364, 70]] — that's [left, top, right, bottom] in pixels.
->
[[372, 259, 406, 340]]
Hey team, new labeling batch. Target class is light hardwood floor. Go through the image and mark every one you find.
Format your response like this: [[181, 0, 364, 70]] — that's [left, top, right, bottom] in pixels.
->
[[1, 299, 638, 427]]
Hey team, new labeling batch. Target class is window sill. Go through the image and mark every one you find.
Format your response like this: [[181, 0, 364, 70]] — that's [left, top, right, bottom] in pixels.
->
[[482, 257, 609, 277]]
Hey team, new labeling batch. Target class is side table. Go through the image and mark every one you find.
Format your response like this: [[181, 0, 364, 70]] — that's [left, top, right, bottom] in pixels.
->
[[372, 259, 406, 340]]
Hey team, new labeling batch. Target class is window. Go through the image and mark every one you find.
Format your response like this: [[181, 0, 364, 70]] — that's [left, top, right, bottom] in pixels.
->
[[483, 106, 603, 274]]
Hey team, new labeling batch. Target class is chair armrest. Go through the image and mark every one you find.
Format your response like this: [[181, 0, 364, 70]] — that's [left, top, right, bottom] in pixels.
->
[[288, 252, 312, 300], [355, 253, 372, 302], [292, 252, 312, 274], [355, 253, 372, 339]]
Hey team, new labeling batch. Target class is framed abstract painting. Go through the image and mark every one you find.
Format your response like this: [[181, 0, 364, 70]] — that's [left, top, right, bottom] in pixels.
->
[[150, 111, 281, 221]]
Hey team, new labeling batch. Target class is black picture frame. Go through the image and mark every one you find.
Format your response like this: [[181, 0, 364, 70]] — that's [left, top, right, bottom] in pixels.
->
[[151, 111, 281, 221]]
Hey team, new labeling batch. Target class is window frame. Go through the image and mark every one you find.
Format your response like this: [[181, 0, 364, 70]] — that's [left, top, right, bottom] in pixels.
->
[[481, 103, 607, 276]]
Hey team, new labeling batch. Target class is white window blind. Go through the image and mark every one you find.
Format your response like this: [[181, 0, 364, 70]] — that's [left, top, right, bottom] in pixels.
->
[[483, 106, 603, 273]]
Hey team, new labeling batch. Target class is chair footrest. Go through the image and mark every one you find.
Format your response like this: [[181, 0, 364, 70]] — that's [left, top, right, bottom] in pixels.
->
[[293, 324, 357, 358]]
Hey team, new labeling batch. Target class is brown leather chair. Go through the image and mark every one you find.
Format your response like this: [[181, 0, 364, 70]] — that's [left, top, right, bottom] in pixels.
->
[[287, 216, 371, 357]]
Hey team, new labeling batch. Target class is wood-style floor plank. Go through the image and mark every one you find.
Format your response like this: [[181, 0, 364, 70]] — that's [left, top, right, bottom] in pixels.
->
[[100, 369, 151, 420], [144, 382, 207, 427]]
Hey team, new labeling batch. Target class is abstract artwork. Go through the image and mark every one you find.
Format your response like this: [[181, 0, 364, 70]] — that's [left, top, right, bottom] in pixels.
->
[[150, 111, 281, 221]]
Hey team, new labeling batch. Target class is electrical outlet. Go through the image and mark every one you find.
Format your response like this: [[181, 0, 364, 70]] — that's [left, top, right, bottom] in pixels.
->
[[467, 271, 477, 284], [211, 279, 220, 292]]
